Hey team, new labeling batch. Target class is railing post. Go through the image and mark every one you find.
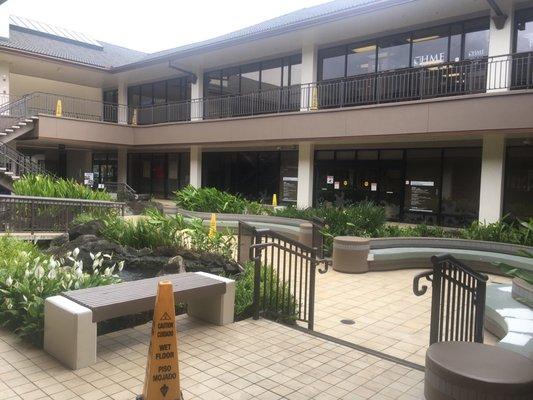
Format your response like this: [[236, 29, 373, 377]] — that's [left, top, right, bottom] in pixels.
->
[[252, 245, 261, 321], [30, 200, 35, 235], [474, 279, 487, 343], [308, 251, 317, 331]]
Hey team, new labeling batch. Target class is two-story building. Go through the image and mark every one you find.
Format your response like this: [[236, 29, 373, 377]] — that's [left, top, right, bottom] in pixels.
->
[[0, 0, 532, 226]]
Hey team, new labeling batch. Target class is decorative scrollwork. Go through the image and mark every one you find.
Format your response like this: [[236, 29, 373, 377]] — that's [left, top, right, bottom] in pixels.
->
[[413, 270, 433, 296], [318, 259, 331, 274]]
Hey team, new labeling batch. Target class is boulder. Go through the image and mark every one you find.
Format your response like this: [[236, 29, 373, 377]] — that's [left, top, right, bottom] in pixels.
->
[[68, 220, 105, 240]]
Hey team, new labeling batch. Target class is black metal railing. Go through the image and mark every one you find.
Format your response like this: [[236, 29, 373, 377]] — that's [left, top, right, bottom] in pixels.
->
[[238, 221, 325, 330], [12, 52, 533, 127], [100, 182, 138, 201], [413, 254, 488, 345], [0, 194, 125, 233], [0, 143, 53, 178]]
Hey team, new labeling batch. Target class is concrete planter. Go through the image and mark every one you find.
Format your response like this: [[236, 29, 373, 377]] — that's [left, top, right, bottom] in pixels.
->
[[512, 278, 533, 308]]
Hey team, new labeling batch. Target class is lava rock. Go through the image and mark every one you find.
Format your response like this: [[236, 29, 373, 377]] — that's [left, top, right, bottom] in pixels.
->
[[69, 220, 105, 241]]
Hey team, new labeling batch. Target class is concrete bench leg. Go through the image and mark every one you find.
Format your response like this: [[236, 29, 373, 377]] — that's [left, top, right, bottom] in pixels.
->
[[187, 272, 235, 325], [44, 296, 97, 370]]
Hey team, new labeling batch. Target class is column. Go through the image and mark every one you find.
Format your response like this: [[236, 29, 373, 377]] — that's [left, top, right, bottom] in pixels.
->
[[297, 142, 314, 209], [189, 145, 202, 188], [0, 1, 11, 39], [191, 69, 203, 121], [478, 135, 505, 223], [487, 0, 514, 92], [117, 148, 127, 184], [300, 43, 318, 111], [117, 81, 128, 124]]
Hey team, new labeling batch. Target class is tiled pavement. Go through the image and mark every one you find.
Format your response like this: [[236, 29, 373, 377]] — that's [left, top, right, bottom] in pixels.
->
[[314, 268, 510, 365], [1, 315, 425, 400]]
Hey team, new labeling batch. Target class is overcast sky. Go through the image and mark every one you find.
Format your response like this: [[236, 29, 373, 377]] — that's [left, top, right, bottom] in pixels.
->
[[8, 0, 329, 53]]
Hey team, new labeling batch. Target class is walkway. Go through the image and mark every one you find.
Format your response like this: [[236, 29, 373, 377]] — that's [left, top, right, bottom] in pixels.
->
[[0, 316, 425, 400], [314, 268, 510, 366]]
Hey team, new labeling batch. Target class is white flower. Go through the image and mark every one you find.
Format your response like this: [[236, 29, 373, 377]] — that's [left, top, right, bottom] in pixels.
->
[[35, 265, 45, 279], [48, 259, 58, 269], [24, 269, 30, 279], [5, 276, 13, 287], [74, 268, 83, 279], [72, 248, 80, 258], [47, 269, 57, 280], [4, 299, 12, 310], [104, 268, 111, 277], [89, 252, 95, 260], [118, 261, 125, 272]]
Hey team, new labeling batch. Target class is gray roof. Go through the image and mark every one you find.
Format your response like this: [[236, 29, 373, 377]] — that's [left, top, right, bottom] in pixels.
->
[[0, 0, 415, 70]]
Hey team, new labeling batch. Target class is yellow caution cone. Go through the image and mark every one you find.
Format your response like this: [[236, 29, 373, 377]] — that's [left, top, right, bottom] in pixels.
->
[[55, 99, 62, 117], [209, 213, 217, 237], [310, 86, 318, 111], [138, 281, 182, 400], [272, 194, 278, 207], [132, 108, 138, 125]]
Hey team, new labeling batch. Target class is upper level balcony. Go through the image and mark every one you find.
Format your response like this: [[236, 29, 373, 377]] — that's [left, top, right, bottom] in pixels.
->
[[2, 52, 533, 129]]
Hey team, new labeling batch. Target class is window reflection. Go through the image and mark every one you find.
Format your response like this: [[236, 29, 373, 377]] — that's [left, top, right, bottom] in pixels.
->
[[516, 9, 533, 53], [321, 47, 346, 80], [378, 35, 410, 71], [411, 28, 449, 67], [347, 44, 376, 76]]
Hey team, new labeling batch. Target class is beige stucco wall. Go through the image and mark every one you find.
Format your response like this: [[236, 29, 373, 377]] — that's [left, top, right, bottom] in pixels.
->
[[9, 73, 102, 101]]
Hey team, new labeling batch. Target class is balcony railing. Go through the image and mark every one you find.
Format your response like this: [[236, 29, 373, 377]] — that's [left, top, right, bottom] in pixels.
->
[[11, 52, 533, 126]]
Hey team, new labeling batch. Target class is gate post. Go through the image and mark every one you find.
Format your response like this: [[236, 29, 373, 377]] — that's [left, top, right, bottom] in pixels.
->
[[308, 249, 317, 331], [251, 245, 261, 321]]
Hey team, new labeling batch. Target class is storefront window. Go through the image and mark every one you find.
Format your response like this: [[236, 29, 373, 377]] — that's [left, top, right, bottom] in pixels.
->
[[347, 44, 376, 76], [516, 8, 533, 53], [92, 153, 117, 184], [403, 149, 441, 224], [378, 35, 410, 71], [504, 146, 533, 220], [128, 153, 189, 198], [320, 46, 346, 80], [463, 19, 489, 59], [441, 148, 481, 226], [411, 28, 449, 67]]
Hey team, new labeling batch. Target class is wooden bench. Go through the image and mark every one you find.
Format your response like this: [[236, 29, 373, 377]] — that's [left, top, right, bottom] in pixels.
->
[[44, 272, 235, 369]]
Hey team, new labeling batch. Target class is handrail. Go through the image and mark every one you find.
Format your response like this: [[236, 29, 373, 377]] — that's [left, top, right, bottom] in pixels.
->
[[12, 51, 533, 127], [0, 143, 56, 178], [0, 194, 125, 206]]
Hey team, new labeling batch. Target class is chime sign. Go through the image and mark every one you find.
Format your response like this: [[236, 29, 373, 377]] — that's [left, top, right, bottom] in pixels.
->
[[138, 281, 181, 400]]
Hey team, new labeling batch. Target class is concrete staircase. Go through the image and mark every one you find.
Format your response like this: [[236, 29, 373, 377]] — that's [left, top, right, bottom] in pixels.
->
[[0, 115, 38, 144]]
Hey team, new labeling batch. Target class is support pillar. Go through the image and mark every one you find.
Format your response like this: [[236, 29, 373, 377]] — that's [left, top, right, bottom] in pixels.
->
[[191, 69, 203, 121], [300, 44, 318, 111], [478, 135, 505, 223], [117, 148, 127, 184], [117, 81, 128, 124], [487, 0, 514, 92], [190, 146, 202, 188], [297, 142, 314, 209]]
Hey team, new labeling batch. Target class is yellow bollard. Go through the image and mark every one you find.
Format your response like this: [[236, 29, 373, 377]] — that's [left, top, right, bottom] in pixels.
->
[[272, 194, 278, 207], [138, 281, 182, 400], [208, 213, 217, 237], [55, 99, 62, 117], [132, 108, 138, 125]]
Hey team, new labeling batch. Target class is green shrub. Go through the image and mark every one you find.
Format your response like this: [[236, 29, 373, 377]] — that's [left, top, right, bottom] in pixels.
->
[[0, 236, 41, 271], [0, 239, 120, 345], [233, 262, 297, 323], [100, 209, 188, 249], [175, 185, 266, 214], [13, 174, 112, 201], [460, 218, 533, 246]]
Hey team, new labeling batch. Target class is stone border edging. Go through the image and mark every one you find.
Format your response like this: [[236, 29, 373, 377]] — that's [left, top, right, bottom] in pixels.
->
[[369, 237, 532, 256]]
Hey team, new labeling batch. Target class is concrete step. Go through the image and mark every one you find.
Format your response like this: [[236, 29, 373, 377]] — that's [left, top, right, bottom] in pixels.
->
[[24, 119, 33, 123], [17, 122, 27, 126], [11, 125, 20, 129], [0, 167, 6, 171], [11, 175, 20, 180], [4, 128, 13, 133], [4, 171, 13, 175], [31, 116, 39, 120], [0, 132, 6, 136]]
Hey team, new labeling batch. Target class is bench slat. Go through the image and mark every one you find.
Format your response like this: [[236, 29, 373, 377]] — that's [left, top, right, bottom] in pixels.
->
[[62, 272, 226, 322]]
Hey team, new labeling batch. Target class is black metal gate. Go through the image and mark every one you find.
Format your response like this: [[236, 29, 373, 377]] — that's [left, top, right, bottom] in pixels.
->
[[413, 254, 488, 344], [238, 221, 326, 330]]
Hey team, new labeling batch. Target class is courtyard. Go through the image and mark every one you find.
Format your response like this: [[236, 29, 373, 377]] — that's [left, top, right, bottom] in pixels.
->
[[0, 315, 425, 400], [314, 269, 510, 366]]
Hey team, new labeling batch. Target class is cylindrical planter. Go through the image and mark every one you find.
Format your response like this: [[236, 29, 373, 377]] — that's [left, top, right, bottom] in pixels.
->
[[299, 222, 314, 248], [512, 278, 533, 308], [333, 236, 370, 273]]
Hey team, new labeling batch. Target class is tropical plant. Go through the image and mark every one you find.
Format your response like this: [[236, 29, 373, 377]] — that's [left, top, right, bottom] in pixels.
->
[[0, 239, 121, 346], [13, 174, 112, 201], [460, 218, 533, 247], [175, 185, 266, 214], [233, 262, 298, 323]]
